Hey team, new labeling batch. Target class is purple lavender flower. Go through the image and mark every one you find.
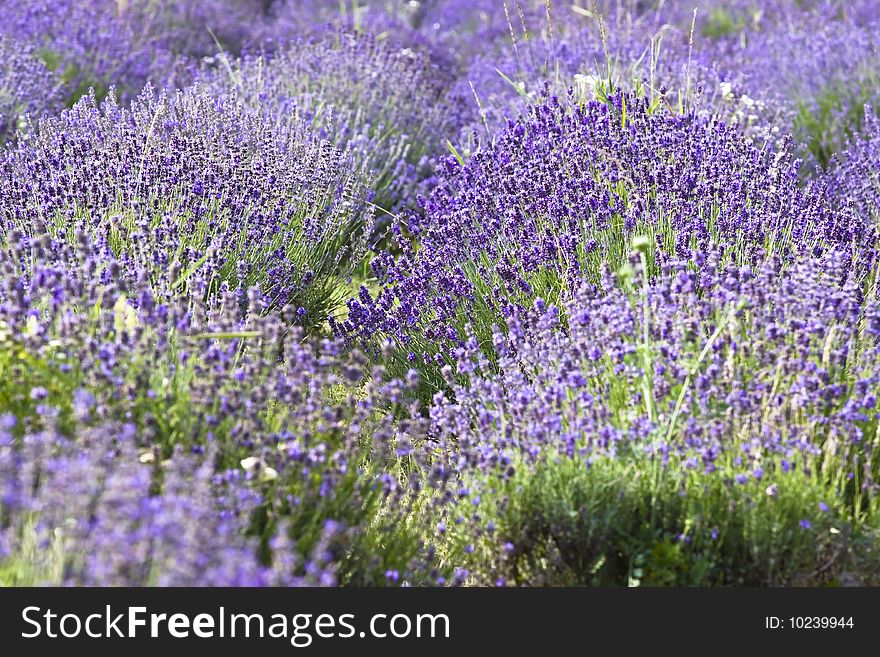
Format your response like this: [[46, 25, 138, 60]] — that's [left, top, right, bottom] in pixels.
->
[[426, 248, 877, 499], [0, 223, 442, 585], [340, 91, 865, 371], [0, 35, 62, 144], [0, 1, 284, 105], [827, 105, 880, 224], [0, 84, 374, 320], [206, 28, 467, 213]]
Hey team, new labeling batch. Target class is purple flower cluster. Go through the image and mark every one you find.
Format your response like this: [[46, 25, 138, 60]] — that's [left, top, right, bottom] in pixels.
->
[[0, 226, 438, 585], [208, 29, 467, 212], [440, 2, 880, 169], [0, 85, 373, 318], [453, 14, 784, 152], [416, 0, 548, 62], [725, 15, 880, 170], [642, 0, 878, 31], [0, 35, 62, 144], [340, 91, 865, 366], [430, 249, 879, 484], [0, 1, 294, 106], [261, 1, 426, 43], [827, 106, 880, 224], [0, 423, 281, 586], [420, 247, 880, 584], [0, 1, 181, 104]]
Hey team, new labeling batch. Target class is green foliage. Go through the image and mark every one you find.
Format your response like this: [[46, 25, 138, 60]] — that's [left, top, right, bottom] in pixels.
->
[[700, 9, 746, 40], [38, 48, 110, 106], [795, 80, 879, 171], [447, 454, 874, 586], [0, 516, 65, 586]]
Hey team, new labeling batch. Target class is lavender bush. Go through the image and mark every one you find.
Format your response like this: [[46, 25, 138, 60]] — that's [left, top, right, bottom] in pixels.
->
[[428, 247, 880, 584], [0, 35, 62, 144], [734, 18, 880, 171], [209, 29, 466, 213], [452, 15, 784, 154], [0, 85, 373, 323], [0, 423, 278, 586], [0, 1, 177, 104], [0, 229, 441, 585], [637, 1, 880, 170], [827, 106, 880, 224], [339, 92, 867, 385], [0, 0, 285, 106]]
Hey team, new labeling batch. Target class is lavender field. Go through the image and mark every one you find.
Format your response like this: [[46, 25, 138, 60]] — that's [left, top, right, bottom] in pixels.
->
[[1, 0, 879, 587]]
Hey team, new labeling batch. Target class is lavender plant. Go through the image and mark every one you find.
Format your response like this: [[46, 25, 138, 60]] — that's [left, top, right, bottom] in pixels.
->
[[209, 29, 466, 213], [416, 0, 548, 61], [0, 85, 374, 323], [629, 1, 880, 170], [261, 0, 429, 41], [0, 35, 62, 144], [428, 248, 880, 584], [339, 92, 865, 384], [0, 231, 440, 585], [0, 0, 293, 106], [0, 423, 282, 586], [0, 1, 180, 105], [2, 0, 880, 589], [738, 18, 880, 171], [453, 14, 785, 153], [827, 106, 880, 226]]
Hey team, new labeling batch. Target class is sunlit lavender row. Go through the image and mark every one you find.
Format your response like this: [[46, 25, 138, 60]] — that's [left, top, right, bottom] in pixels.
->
[[1, 1, 880, 586]]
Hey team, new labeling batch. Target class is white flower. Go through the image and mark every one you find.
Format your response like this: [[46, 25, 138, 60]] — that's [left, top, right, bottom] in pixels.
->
[[719, 81, 733, 98]]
